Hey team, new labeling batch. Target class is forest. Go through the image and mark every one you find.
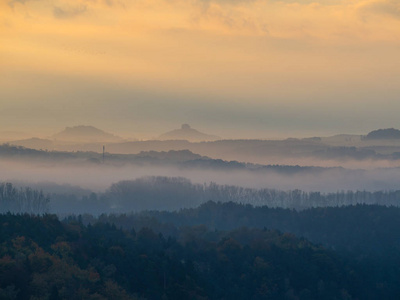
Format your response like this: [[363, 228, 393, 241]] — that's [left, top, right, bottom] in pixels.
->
[[1, 181, 400, 298], [1, 211, 400, 300]]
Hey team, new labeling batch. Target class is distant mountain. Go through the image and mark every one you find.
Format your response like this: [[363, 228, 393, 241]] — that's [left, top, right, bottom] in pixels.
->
[[159, 124, 220, 142], [365, 128, 400, 140], [53, 125, 123, 143]]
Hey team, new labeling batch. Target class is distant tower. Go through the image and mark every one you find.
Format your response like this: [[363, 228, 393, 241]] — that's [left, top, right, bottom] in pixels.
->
[[103, 145, 105, 164]]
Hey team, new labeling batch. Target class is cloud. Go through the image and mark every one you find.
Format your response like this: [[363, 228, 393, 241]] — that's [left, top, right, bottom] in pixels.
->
[[197, 0, 256, 5], [360, 0, 400, 19], [198, 0, 342, 5], [53, 5, 87, 19], [8, 0, 34, 8], [2, 0, 400, 130]]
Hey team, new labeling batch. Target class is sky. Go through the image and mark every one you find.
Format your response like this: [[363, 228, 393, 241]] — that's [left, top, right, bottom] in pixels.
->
[[1, 0, 400, 139]]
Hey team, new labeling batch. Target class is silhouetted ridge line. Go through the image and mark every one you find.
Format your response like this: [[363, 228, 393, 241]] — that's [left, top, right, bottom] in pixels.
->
[[365, 128, 400, 140], [52, 125, 123, 143], [159, 124, 220, 142]]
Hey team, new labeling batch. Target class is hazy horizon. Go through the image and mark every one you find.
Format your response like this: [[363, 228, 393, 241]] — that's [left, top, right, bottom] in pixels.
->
[[2, 0, 400, 140], [0, 122, 387, 142]]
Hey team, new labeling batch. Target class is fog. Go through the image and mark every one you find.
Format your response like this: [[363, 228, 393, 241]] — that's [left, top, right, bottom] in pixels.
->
[[1, 158, 400, 194]]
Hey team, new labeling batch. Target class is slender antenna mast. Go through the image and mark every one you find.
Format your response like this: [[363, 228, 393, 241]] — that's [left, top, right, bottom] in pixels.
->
[[103, 145, 105, 164]]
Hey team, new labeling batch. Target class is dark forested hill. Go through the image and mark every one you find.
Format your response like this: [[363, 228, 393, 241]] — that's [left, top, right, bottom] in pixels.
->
[[79, 202, 400, 260], [1, 213, 399, 300]]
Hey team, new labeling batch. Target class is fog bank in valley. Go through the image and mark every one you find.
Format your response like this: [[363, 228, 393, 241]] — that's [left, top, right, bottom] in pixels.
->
[[1, 158, 400, 193]]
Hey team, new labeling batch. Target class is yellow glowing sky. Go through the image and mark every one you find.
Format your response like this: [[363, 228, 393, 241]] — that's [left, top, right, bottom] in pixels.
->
[[1, 0, 400, 139]]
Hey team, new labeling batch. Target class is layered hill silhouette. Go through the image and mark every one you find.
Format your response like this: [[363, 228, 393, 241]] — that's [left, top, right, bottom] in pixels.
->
[[52, 125, 123, 143], [158, 124, 220, 142], [9, 137, 54, 150], [365, 128, 400, 140]]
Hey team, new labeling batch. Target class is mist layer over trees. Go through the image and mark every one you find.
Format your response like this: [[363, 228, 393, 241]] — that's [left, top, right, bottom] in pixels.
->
[[4, 144, 400, 192], [0, 183, 49, 214], [49, 176, 400, 214], [3, 177, 400, 216]]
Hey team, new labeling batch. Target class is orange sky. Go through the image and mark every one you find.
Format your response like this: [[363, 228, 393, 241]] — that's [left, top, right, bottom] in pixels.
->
[[1, 0, 400, 139]]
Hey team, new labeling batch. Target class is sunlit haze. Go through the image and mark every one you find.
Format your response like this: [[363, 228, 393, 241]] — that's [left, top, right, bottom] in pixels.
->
[[1, 0, 400, 139]]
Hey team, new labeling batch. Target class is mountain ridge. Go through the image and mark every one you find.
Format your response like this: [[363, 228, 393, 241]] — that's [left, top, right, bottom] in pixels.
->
[[159, 124, 220, 142], [52, 125, 123, 143]]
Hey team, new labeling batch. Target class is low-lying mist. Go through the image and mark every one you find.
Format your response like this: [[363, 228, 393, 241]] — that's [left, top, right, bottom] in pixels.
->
[[10, 136, 400, 170], [2, 157, 400, 193], [246, 156, 400, 170], [4, 176, 400, 216]]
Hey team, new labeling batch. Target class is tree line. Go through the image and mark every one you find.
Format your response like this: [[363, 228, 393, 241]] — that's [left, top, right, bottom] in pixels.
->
[[4, 177, 400, 215], [52, 176, 400, 214], [0, 183, 49, 214]]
